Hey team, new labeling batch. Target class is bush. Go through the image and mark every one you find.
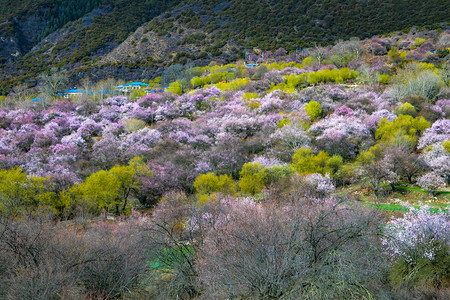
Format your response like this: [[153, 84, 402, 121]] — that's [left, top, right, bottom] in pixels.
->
[[307, 68, 357, 85], [193, 172, 236, 198], [395, 102, 417, 117], [124, 118, 147, 132], [0, 213, 149, 299], [304, 100, 322, 121], [388, 70, 445, 103], [378, 73, 390, 84], [414, 37, 426, 46]]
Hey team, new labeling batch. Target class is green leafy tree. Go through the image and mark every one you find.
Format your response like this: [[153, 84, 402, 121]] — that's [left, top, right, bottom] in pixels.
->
[[0, 168, 28, 215], [266, 164, 296, 184], [292, 148, 331, 175], [70, 170, 121, 214], [239, 162, 268, 195], [194, 172, 236, 204], [326, 154, 344, 178], [375, 115, 430, 149], [356, 144, 383, 165], [71, 157, 151, 214]]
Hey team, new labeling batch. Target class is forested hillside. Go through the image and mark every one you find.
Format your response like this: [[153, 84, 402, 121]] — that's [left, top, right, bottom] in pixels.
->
[[0, 0, 448, 94], [157, 0, 449, 50], [0, 0, 106, 58]]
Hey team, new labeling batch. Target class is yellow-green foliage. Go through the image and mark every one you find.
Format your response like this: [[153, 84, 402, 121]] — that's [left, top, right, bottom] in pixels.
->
[[268, 82, 297, 94], [130, 88, 147, 100], [378, 74, 391, 84], [70, 157, 150, 213], [414, 37, 426, 46], [307, 68, 357, 85], [0, 168, 72, 216], [239, 162, 268, 195], [302, 56, 316, 66], [168, 81, 183, 95], [356, 144, 383, 165], [326, 154, 344, 177], [442, 140, 450, 153], [212, 78, 251, 91], [375, 115, 430, 149], [242, 92, 258, 100], [277, 117, 291, 128], [193, 172, 236, 197], [191, 72, 235, 88], [286, 73, 307, 88], [70, 170, 121, 212], [395, 102, 417, 117], [292, 147, 331, 175], [418, 62, 435, 71], [387, 47, 406, 64], [242, 92, 260, 109], [266, 164, 296, 184], [304, 100, 322, 121], [0, 167, 30, 214]]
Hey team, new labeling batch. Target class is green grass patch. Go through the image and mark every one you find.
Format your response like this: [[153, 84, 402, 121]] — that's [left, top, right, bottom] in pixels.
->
[[368, 203, 448, 213], [380, 184, 450, 195]]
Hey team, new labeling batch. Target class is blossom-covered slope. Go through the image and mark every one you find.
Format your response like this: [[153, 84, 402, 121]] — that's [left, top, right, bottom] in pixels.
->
[[0, 30, 449, 299]]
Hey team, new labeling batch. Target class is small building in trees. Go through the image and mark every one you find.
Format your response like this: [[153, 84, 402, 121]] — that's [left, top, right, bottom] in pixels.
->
[[115, 82, 150, 94], [59, 88, 94, 99]]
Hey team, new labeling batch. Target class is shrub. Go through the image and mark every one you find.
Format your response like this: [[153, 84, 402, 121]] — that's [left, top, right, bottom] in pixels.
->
[[124, 118, 147, 132], [378, 73, 390, 84], [306, 68, 357, 85], [414, 37, 426, 46], [266, 164, 296, 184], [304, 100, 322, 121], [395, 102, 417, 117], [388, 70, 445, 103]]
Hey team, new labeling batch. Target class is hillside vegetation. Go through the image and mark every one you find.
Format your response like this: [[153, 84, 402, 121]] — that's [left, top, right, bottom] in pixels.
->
[[0, 31, 449, 298]]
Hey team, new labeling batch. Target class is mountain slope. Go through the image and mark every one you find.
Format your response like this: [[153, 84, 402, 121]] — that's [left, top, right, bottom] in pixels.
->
[[0, 0, 107, 60], [151, 0, 449, 50], [0, 0, 449, 94]]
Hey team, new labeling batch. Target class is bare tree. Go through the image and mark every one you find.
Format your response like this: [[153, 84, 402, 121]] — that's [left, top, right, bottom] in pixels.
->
[[0, 212, 149, 299], [38, 69, 68, 101], [196, 197, 387, 299]]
